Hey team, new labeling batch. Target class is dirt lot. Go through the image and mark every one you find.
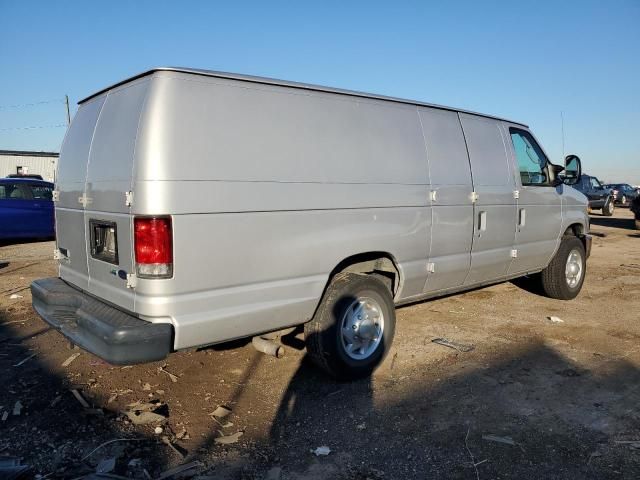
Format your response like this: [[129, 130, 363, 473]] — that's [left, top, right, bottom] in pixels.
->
[[1, 209, 639, 479]]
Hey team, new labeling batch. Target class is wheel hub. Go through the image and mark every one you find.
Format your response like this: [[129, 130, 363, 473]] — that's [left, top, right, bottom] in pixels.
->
[[565, 249, 583, 288], [341, 297, 385, 360]]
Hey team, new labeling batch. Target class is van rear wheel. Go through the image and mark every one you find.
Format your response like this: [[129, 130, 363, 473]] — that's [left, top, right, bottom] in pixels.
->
[[305, 273, 395, 380], [540, 236, 586, 300]]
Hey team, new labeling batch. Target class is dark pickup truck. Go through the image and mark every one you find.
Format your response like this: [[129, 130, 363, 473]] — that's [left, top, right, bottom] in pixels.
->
[[573, 174, 615, 216]]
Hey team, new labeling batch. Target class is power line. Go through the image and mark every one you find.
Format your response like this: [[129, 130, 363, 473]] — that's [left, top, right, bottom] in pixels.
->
[[0, 124, 67, 132], [0, 99, 65, 110]]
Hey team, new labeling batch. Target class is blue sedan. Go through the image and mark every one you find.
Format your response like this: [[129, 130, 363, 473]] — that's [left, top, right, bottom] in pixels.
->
[[0, 178, 55, 240]]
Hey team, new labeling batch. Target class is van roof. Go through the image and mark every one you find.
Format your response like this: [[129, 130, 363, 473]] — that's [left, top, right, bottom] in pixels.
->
[[79, 67, 528, 127]]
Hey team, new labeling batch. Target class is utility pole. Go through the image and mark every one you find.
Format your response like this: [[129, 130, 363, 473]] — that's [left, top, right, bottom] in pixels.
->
[[65, 95, 71, 126], [560, 111, 565, 158]]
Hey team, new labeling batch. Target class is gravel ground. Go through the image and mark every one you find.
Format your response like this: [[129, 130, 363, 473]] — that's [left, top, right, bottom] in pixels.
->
[[0, 208, 639, 479]]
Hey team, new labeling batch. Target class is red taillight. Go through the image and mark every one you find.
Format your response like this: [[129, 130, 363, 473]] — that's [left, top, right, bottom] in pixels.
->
[[134, 216, 173, 278]]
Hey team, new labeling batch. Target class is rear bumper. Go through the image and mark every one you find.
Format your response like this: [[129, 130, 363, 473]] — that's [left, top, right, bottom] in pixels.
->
[[31, 278, 173, 365]]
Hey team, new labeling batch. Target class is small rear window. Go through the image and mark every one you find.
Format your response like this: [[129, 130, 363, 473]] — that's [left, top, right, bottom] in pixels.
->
[[30, 185, 53, 200]]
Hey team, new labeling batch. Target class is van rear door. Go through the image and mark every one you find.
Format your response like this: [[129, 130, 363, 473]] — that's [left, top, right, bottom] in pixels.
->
[[56, 96, 106, 291], [84, 79, 150, 310]]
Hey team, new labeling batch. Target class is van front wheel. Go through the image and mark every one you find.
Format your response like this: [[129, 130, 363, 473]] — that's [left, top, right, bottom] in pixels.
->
[[305, 273, 395, 380], [540, 236, 586, 300]]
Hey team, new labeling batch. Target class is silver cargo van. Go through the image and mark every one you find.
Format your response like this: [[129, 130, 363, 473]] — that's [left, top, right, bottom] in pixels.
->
[[32, 68, 590, 379]]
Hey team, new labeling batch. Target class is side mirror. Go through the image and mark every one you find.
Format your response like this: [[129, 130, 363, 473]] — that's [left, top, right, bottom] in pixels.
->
[[558, 154, 581, 186]]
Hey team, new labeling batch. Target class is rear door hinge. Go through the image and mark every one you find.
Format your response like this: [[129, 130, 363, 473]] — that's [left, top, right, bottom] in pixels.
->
[[125, 191, 134, 207], [426, 262, 436, 273], [52, 190, 60, 202], [430, 190, 437, 202], [470, 191, 479, 203], [513, 190, 520, 199], [511, 249, 518, 258], [126, 273, 137, 289]]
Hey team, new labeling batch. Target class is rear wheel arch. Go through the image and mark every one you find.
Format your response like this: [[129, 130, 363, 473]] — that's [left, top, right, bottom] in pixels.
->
[[328, 252, 401, 296], [313, 252, 402, 319]]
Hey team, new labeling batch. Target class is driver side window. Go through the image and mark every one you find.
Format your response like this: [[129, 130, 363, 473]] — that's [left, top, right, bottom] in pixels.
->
[[510, 128, 550, 186]]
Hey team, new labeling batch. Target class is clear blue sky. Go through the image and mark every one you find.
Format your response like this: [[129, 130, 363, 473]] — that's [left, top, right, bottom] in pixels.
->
[[1, 0, 638, 183]]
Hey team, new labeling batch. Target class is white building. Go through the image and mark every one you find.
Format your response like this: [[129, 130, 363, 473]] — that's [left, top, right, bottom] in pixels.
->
[[0, 150, 59, 182]]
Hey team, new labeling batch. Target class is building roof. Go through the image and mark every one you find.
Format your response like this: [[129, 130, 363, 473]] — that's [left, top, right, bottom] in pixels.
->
[[0, 150, 59, 157], [79, 67, 528, 127]]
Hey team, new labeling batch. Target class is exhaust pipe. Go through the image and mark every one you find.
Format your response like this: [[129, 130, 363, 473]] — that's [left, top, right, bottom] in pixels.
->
[[252, 336, 284, 358]]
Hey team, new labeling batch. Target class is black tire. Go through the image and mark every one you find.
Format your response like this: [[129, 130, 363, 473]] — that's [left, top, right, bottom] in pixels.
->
[[540, 236, 586, 300], [635, 219, 640, 230], [603, 199, 614, 216], [305, 272, 396, 380]]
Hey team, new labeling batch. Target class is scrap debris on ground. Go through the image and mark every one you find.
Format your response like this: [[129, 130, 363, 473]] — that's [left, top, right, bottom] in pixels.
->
[[0, 209, 639, 478], [431, 337, 475, 352]]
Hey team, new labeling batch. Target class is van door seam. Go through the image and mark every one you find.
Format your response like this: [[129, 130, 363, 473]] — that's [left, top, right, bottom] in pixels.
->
[[456, 113, 475, 286], [497, 122, 517, 275], [416, 107, 433, 293], [130, 80, 153, 312], [83, 93, 109, 284]]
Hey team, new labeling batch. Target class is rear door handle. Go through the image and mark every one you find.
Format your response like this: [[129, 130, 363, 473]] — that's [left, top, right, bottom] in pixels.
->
[[518, 208, 526, 227], [478, 211, 487, 235]]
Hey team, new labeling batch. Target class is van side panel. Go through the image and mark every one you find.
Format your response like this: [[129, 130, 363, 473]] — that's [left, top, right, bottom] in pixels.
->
[[418, 107, 473, 293], [557, 185, 590, 255], [133, 73, 431, 348], [132, 181, 426, 214], [136, 73, 429, 184], [137, 208, 429, 348]]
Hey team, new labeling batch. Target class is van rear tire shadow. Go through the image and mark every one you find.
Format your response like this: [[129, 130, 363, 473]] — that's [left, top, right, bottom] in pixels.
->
[[510, 274, 545, 296]]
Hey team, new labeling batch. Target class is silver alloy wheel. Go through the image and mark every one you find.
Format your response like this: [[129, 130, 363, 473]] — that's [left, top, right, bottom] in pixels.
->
[[621, 195, 627, 205], [565, 249, 583, 288], [340, 296, 385, 360], [607, 201, 614, 214]]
